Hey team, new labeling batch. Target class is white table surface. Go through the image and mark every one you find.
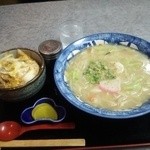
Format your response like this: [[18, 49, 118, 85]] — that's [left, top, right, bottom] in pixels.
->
[[0, 0, 150, 51]]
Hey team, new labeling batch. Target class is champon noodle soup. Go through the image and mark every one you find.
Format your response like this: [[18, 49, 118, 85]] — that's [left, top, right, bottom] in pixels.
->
[[65, 44, 150, 111]]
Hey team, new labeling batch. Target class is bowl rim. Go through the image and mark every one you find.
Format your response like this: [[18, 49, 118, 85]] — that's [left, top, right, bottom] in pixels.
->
[[0, 48, 45, 91], [54, 32, 150, 119]]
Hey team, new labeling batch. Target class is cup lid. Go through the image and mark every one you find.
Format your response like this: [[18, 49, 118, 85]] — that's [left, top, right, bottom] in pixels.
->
[[38, 40, 62, 60]]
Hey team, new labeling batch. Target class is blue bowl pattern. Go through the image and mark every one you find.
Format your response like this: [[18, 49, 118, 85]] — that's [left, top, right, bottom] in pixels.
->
[[54, 33, 150, 119], [21, 97, 66, 124]]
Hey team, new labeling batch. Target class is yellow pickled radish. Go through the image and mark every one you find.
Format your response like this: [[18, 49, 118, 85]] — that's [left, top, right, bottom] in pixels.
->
[[32, 103, 58, 120]]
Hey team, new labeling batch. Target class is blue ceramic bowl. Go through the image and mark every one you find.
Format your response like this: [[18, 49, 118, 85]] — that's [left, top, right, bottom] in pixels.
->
[[54, 32, 150, 119], [21, 97, 66, 124]]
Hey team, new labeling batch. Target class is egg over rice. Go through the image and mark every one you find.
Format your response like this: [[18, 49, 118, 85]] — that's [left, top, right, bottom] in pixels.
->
[[0, 49, 39, 88]]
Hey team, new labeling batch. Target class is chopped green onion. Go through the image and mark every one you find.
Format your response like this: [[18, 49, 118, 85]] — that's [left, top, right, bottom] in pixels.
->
[[83, 61, 116, 84]]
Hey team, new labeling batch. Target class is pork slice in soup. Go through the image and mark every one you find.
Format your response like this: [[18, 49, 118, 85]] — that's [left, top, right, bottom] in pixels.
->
[[65, 44, 150, 111]]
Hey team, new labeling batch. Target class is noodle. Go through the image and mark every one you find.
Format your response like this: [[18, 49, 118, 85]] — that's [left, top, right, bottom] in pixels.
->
[[65, 44, 150, 111]]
